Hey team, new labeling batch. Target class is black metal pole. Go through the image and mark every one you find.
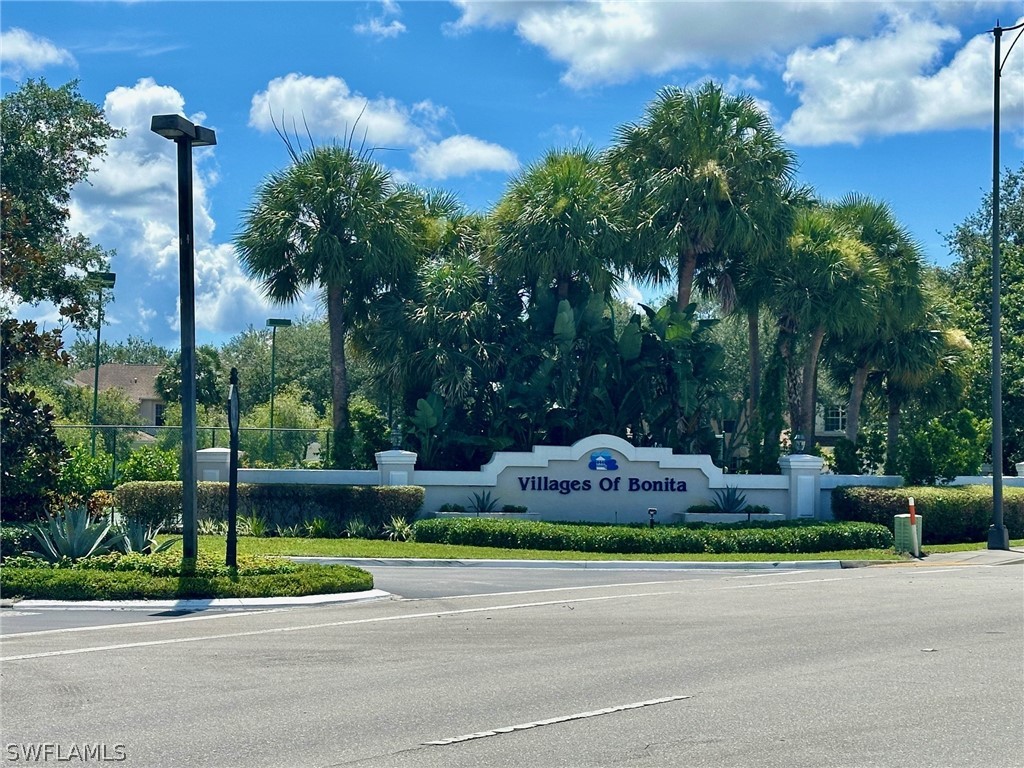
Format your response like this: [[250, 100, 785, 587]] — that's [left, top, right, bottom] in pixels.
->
[[227, 368, 240, 568], [90, 284, 103, 457], [989, 24, 1009, 550], [177, 137, 199, 561]]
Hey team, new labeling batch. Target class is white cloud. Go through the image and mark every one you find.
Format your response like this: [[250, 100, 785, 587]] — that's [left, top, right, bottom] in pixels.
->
[[249, 73, 516, 181], [355, 18, 407, 39], [448, 1, 882, 88], [249, 73, 426, 146], [0, 28, 75, 78], [411, 135, 519, 179], [782, 15, 1024, 145], [355, 0, 407, 38], [64, 78, 275, 342]]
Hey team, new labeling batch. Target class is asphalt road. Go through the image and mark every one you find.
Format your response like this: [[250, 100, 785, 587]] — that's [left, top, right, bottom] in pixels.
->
[[2, 561, 1022, 768]]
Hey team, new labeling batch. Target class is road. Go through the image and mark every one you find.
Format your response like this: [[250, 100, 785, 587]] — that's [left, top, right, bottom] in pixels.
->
[[1, 561, 1021, 768]]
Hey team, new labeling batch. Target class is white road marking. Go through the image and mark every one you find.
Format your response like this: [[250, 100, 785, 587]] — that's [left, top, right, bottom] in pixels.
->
[[1, 609, 282, 639], [427, 579, 685, 601], [1, 591, 672, 662], [423, 695, 692, 746], [723, 577, 848, 589]]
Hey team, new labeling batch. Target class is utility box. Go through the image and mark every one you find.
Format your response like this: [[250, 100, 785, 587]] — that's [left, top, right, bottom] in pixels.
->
[[894, 513, 923, 554]]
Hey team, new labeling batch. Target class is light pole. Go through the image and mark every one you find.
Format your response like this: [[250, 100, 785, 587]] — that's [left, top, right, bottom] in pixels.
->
[[151, 114, 216, 561], [266, 318, 291, 464], [87, 271, 115, 457], [987, 21, 1022, 550]]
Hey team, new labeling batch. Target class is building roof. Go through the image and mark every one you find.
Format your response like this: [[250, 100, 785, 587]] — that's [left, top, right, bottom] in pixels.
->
[[72, 364, 163, 402]]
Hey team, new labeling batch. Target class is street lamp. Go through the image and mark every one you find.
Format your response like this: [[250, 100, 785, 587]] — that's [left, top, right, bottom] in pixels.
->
[[87, 271, 115, 457], [266, 318, 291, 464], [151, 114, 216, 561], [987, 21, 1022, 551]]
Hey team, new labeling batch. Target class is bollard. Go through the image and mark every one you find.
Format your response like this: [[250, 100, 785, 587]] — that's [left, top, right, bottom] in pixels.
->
[[909, 496, 919, 558]]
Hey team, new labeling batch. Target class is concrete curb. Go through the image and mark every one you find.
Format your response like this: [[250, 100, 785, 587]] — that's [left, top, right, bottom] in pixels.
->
[[288, 556, 846, 571], [9, 589, 392, 611]]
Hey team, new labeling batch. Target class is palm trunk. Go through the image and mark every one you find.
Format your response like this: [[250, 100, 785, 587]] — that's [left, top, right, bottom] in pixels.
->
[[884, 391, 901, 476], [677, 249, 697, 310], [327, 284, 353, 468], [747, 307, 761, 422], [799, 325, 827, 448], [845, 365, 870, 444]]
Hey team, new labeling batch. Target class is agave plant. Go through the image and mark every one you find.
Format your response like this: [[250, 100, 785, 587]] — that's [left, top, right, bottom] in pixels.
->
[[711, 486, 748, 515], [467, 491, 499, 515], [304, 517, 336, 538], [384, 515, 415, 542], [343, 517, 378, 540], [197, 518, 228, 536], [27, 507, 119, 563], [237, 514, 269, 537], [114, 520, 180, 555], [275, 523, 305, 539]]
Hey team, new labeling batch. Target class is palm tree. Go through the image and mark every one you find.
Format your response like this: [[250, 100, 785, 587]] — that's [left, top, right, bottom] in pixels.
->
[[608, 81, 796, 311], [824, 194, 927, 444], [767, 205, 879, 447], [492, 146, 624, 303], [236, 145, 419, 467]]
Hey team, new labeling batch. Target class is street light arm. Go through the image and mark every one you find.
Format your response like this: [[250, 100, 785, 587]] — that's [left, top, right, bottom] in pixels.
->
[[998, 23, 1024, 73]]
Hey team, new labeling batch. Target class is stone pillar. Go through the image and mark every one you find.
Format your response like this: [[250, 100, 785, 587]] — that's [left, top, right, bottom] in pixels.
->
[[375, 449, 418, 486], [196, 447, 231, 482], [778, 453, 825, 519]]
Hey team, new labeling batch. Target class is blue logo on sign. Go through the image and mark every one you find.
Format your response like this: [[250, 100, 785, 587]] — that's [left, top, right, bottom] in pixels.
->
[[588, 451, 618, 471]]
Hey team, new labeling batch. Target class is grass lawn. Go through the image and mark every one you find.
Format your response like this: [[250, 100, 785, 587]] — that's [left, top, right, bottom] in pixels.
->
[[201, 535, 904, 562], [190, 535, 1024, 563]]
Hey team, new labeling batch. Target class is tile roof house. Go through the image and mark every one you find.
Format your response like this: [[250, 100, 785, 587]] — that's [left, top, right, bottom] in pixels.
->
[[72, 364, 166, 427]]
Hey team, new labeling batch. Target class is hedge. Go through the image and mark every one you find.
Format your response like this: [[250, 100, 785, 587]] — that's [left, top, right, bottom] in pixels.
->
[[832, 486, 1024, 544], [413, 518, 893, 555], [0, 551, 373, 600], [113, 482, 424, 532]]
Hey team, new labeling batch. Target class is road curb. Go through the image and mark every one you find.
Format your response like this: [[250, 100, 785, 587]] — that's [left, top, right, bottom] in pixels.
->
[[288, 556, 846, 571], [7, 589, 392, 611]]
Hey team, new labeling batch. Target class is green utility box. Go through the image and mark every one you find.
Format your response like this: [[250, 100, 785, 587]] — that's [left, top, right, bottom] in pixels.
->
[[894, 513, 923, 554]]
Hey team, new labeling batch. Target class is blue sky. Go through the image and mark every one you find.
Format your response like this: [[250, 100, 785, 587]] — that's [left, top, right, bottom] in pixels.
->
[[3, 1, 1022, 350]]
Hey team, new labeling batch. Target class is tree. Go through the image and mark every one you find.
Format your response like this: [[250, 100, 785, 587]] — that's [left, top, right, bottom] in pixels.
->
[[945, 161, 1024, 472], [236, 144, 419, 467], [824, 194, 927, 444], [492, 147, 624, 303], [608, 81, 796, 311], [1, 79, 121, 519], [1, 79, 122, 325], [765, 205, 879, 448], [155, 346, 226, 407], [68, 334, 172, 368]]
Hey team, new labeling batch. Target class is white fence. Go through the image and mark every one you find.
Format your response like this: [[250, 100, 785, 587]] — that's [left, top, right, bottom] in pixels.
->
[[196, 436, 1022, 525]]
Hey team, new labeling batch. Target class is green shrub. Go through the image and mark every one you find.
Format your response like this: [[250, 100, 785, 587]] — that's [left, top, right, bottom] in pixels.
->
[[117, 446, 180, 484], [56, 444, 112, 499], [894, 410, 989, 485], [113, 482, 424, 536], [413, 517, 892, 555], [1, 525, 34, 561], [0, 551, 373, 600], [832, 485, 1024, 544]]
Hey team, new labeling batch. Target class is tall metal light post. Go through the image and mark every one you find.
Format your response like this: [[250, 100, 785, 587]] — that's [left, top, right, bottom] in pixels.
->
[[987, 21, 1022, 550], [87, 271, 116, 457], [151, 114, 216, 561], [266, 318, 291, 464]]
